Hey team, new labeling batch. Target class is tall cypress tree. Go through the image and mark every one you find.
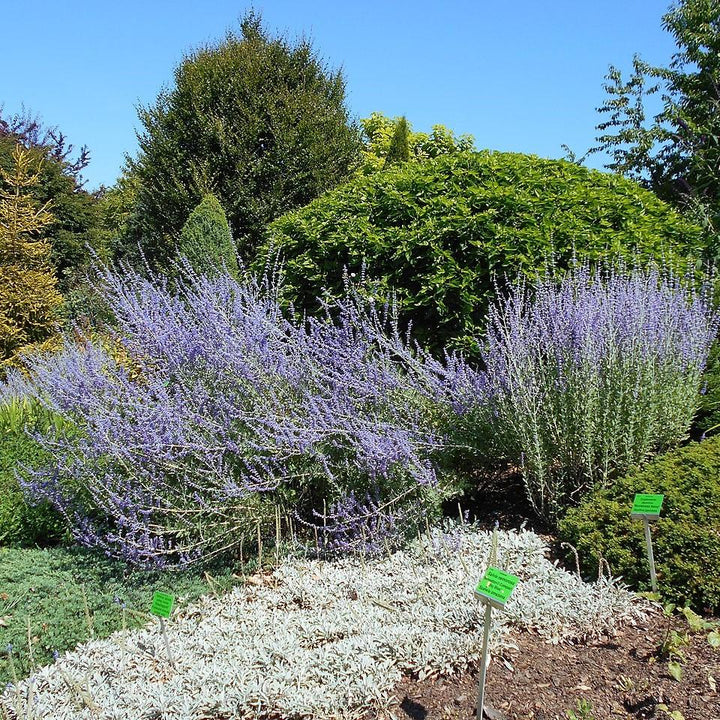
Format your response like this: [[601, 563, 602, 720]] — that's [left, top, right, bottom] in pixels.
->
[[384, 116, 411, 167]]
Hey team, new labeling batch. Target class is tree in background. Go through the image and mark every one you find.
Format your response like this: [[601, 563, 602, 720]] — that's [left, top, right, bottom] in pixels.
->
[[360, 112, 475, 173], [128, 11, 362, 269], [384, 116, 411, 166], [178, 194, 239, 278], [0, 144, 63, 366], [589, 0, 720, 255], [0, 109, 104, 293]]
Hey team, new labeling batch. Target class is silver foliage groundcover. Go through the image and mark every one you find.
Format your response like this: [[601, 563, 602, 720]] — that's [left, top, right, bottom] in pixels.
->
[[2, 528, 645, 720]]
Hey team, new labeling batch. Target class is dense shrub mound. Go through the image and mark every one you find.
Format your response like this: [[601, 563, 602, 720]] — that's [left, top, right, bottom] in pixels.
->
[[558, 436, 720, 612], [260, 151, 703, 351]]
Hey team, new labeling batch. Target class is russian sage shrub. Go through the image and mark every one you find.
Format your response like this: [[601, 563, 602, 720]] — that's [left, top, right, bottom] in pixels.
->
[[482, 266, 717, 521], [17, 267, 484, 567]]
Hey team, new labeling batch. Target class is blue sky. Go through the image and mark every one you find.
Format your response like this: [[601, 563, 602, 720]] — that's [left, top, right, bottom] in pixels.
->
[[2, 1, 676, 191]]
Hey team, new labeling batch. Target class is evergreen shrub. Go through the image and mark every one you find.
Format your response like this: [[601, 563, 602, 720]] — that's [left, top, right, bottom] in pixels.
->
[[178, 194, 239, 278], [558, 436, 720, 611]]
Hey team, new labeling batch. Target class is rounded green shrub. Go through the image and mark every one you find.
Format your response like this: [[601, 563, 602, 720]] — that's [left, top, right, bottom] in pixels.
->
[[258, 151, 703, 352], [692, 338, 720, 439], [558, 436, 720, 612]]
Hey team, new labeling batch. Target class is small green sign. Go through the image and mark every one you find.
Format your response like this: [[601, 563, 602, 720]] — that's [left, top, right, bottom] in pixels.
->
[[474, 567, 519, 609], [631, 493, 664, 519], [150, 591, 174, 619]]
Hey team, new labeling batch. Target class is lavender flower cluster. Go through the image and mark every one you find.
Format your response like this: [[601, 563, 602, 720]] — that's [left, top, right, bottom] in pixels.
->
[[12, 266, 480, 566], [5, 262, 715, 563], [482, 266, 718, 519]]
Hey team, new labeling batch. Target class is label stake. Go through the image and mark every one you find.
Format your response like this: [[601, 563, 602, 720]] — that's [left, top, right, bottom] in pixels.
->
[[159, 617, 175, 668], [150, 591, 176, 668], [642, 517, 658, 593], [474, 567, 519, 718], [476, 601, 493, 720], [630, 493, 664, 594]]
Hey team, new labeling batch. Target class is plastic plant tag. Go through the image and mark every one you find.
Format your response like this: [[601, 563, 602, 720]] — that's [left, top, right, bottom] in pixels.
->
[[150, 591, 175, 618], [474, 567, 519, 610], [631, 493, 664, 520]]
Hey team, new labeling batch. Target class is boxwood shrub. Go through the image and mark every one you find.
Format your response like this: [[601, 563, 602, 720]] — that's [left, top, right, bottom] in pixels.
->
[[558, 436, 720, 612], [258, 151, 703, 352]]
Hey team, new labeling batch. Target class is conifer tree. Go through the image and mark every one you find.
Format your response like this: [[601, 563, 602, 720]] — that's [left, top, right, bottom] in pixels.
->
[[178, 193, 239, 278], [384, 116, 411, 167], [129, 11, 362, 267], [0, 144, 63, 364]]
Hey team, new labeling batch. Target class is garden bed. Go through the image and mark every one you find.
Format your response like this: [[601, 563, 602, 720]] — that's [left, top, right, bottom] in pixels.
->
[[1, 526, 645, 719]]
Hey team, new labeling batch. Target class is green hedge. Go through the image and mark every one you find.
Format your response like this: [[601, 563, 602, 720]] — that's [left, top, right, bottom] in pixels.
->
[[258, 151, 703, 352], [558, 436, 720, 612]]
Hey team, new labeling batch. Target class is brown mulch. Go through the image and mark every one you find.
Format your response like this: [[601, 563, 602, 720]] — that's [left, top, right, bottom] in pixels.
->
[[391, 609, 720, 720]]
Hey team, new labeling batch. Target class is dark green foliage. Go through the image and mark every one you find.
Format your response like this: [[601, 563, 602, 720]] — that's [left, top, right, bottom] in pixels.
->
[[693, 339, 720, 438], [0, 400, 66, 547], [558, 436, 720, 612], [384, 116, 410, 166], [589, 0, 720, 255], [0, 546, 244, 684], [178, 194, 239, 277], [129, 11, 362, 269], [260, 151, 703, 352]]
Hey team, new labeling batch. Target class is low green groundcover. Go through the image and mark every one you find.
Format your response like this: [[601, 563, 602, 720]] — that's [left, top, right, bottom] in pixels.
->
[[558, 436, 720, 612], [0, 546, 243, 686]]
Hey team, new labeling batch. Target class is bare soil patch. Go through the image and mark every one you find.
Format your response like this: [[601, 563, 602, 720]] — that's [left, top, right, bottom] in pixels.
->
[[392, 608, 719, 720]]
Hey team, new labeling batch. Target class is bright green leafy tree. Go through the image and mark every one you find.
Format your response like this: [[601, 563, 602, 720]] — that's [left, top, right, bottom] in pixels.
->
[[360, 112, 475, 173], [128, 11, 362, 269], [589, 0, 720, 255]]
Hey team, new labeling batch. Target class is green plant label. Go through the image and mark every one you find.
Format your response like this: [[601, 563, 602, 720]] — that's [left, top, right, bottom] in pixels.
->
[[631, 493, 664, 519], [150, 591, 174, 618], [474, 567, 519, 609]]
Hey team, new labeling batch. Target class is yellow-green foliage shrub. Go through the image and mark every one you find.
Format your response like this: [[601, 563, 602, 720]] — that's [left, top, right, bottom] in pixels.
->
[[0, 144, 63, 367]]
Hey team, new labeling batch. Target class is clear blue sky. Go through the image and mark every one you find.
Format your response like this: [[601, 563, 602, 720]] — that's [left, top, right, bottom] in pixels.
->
[[2, 0, 677, 191]]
